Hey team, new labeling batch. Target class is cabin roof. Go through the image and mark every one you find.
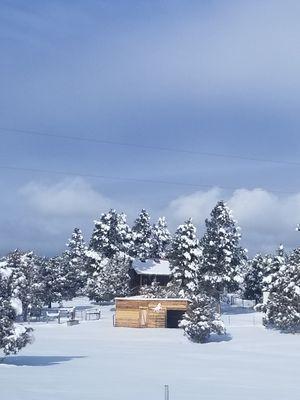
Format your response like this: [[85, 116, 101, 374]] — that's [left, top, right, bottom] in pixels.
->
[[115, 295, 190, 301], [131, 259, 171, 276]]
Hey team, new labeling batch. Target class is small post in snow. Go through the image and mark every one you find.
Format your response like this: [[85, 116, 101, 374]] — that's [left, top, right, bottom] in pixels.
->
[[164, 385, 169, 400]]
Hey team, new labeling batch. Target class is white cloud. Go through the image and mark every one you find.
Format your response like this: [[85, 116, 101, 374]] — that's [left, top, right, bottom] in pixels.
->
[[166, 188, 300, 254], [14, 180, 300, 255], [20, 178, 111, 217]]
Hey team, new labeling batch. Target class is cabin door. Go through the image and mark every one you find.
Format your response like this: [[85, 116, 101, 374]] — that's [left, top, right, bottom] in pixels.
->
[[139, 308, 148, 327]]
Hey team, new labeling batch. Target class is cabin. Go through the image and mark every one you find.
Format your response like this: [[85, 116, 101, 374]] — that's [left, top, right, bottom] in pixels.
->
[[114, 296, 190, 328], [129, 259, 171, 293]]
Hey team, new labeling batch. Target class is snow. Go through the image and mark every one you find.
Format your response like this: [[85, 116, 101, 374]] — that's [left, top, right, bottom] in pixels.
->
[[10, 297, 23, 316], [132, 259, 171, 275], [0, 300, 299, 400], [115, 295, 190, 301]]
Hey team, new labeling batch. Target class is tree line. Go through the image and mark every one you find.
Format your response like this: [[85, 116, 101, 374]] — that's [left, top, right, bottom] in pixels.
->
[[0, 201, 300, 354]]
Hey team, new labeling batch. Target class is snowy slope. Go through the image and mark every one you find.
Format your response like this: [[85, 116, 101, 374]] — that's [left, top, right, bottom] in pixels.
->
[[0, 301, 299, 400]]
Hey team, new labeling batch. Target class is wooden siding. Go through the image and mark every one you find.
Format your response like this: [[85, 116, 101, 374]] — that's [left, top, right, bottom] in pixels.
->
[[115, 298, 189, 328]]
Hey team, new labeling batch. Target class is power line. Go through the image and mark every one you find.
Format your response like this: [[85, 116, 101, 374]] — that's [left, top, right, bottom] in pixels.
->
[[0, 127, 299, 167], [0, 164, 296, 195]]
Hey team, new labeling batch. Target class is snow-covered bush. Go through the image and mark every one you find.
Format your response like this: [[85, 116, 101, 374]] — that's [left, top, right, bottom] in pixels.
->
[[180, 294, 225, 343], [0, 266, 33, 356]]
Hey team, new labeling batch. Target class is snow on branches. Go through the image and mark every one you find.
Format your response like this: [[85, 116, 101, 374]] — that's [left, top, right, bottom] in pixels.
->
[[199, 201, 246, 299], [180, 294, 225, 343]]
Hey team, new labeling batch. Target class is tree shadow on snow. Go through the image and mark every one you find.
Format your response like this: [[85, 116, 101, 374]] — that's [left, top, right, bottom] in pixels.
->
[[2, 355, 86, 367], [221, 305, 256, 315], [208, 333, 232, 343]]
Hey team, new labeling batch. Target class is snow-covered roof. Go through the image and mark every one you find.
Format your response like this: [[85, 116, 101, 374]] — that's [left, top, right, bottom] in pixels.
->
[[132, 259, 171, 275], [115, 295, 190, 301]]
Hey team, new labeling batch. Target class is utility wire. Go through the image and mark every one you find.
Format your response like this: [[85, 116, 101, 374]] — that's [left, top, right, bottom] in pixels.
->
[[0, 164, 296, 195], [0, 127, 299, 167]]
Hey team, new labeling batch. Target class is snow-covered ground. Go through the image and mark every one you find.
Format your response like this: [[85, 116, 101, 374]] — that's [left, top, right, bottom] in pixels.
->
[[0, 299, 299, 400]]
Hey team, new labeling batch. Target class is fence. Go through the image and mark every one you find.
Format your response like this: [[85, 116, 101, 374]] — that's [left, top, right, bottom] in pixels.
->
[[27, 307, 101, 324]]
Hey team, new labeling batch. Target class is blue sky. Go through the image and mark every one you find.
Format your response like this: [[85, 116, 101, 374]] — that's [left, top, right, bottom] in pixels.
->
[[1, 0, 300, 255]]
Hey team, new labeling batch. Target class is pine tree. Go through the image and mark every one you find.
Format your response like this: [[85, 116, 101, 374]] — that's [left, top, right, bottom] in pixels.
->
[[139, 279, 168, 298], [199, 201, 246, 299], [259, 261, 300, 332], [243, 254, 265, 303], [61, 228, 87, 300], [150, 217, 171, 260], [0, 265, 33, 356], [89, 209, 132, 258], [168, 219, 202, 297], [6, 250, 41, 321], [86, 250, 130, 302], [179, 294, 225, 343], [38, 256, 64, 308], [132, 209, 152, 260], [263, 245, 286, 292]]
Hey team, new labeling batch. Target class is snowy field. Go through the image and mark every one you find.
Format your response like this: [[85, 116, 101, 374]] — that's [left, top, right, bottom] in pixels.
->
[[0, 299, 299, 400]]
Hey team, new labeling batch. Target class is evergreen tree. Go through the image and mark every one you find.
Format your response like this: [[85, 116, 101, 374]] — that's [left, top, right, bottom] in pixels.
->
[[89, 209, 132, 258], [150, 217, 171, 259], [86, 250, 130, 302], [38, 256, 64, 308], [168, 219, 202, 297], [243, 254, 265, 303], [7, 250, 41, 321], [0, 265, 32, 356], [199, 201, 246, 299], [261, 245, 286, 292], [140, 279, 168, 298], [179, 294, 225, 343], [132, 209, 152, 260], [259, 261, 300, 332], [61, 228, 87, 300]]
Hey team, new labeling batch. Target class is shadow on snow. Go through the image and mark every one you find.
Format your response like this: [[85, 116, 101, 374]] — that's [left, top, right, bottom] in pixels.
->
[[2, 355, 86, 367], [221, 305, 256, 315], [208, 333, 232, 343]]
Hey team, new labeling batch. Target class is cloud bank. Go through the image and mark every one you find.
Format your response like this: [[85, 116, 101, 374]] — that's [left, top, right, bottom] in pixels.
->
[[167, 188, 300, 254], [9, 179, 300, 256]]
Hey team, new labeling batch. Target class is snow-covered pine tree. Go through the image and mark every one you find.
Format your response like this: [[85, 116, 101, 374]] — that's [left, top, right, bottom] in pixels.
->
[[179, 294, 225, 343], [199, 201, 246, 299], [86, 250, 130, 302], [139, 279, 168, 298], [6, 250, 41, 321], [259, 260, 300, 332], [168, 219, 202, 297], [263, 245, 286, 292], [37, 256, 64, 308], [89, 209, 132, 258], [132, 209, 152, 260], [61, 228, 87, 300], [150, 217, 171, 260], [0, 265, 33, 356], [243, 254, 265, 303], [87, 210, 132, 301]]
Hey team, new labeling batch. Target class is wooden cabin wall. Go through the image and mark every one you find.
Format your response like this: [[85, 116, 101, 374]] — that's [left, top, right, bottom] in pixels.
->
[[115, 299, 189, 328]]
